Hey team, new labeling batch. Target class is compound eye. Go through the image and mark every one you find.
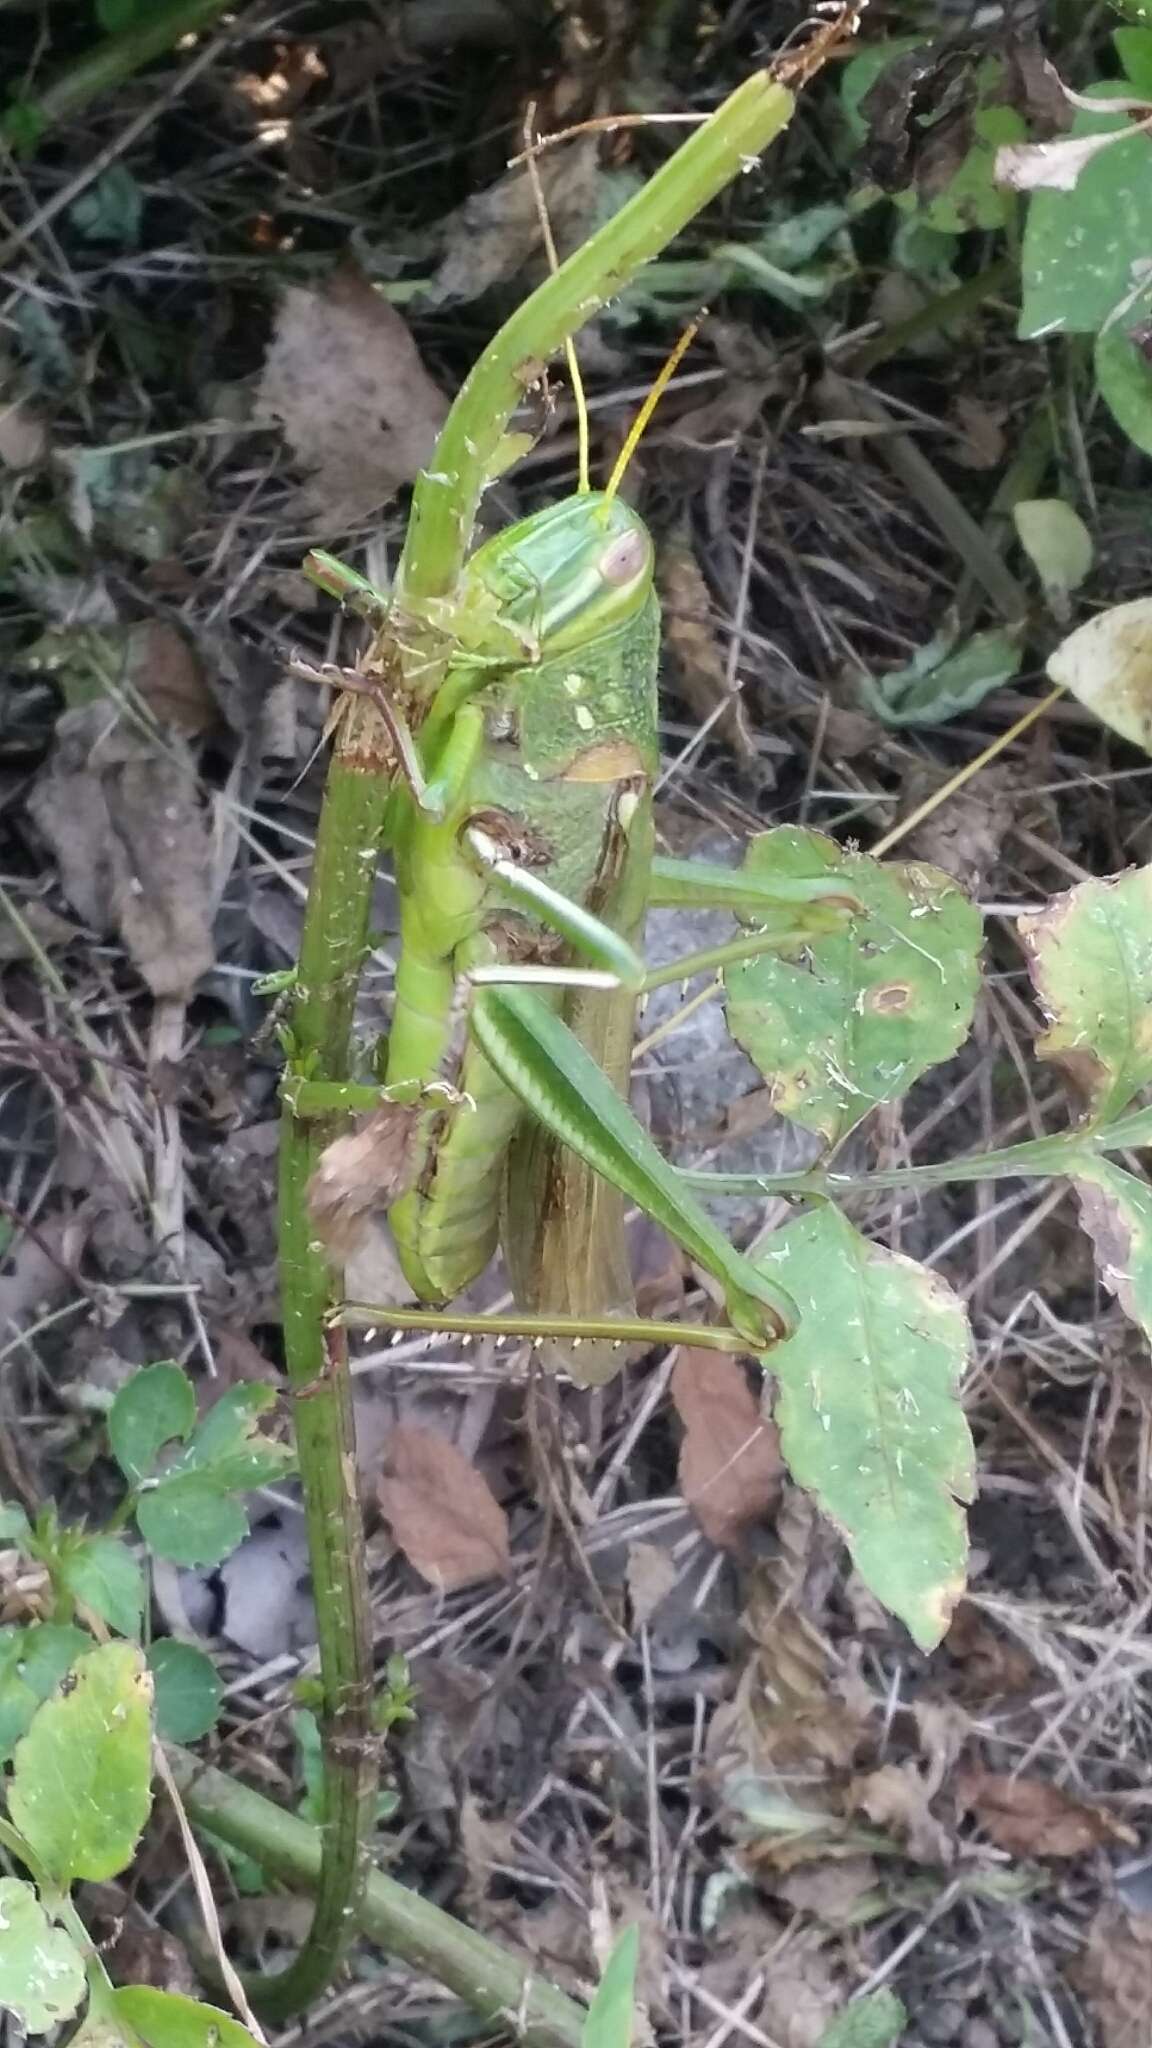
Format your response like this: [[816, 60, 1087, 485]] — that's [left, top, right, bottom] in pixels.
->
[[598, 528, 649, 586]]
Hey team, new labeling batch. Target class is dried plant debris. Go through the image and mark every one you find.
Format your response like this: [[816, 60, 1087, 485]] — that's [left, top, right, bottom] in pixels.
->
[[258, 258, 448, 528]]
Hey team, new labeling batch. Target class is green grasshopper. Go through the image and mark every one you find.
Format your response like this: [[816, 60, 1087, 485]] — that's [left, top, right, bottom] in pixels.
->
[[303, 456, 857, 1379]]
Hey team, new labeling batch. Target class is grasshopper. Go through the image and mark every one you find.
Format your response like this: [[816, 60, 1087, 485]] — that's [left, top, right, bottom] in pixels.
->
[[300, 457, 858, 1379]]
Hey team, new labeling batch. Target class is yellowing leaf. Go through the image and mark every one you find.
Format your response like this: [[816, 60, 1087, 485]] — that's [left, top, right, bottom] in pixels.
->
[[1019, 867, 1152, 1119], [1048, 596, 1152, 753], [1012, 498, 1094, 608], [1073, 1155, 1152, 1344], [9, 1642, 153, 1885]]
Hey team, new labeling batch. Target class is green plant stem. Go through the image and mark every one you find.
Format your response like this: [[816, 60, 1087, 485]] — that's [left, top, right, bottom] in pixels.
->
[[165, 1748, 586, 2048], [679, 1114, 1152, 1197], [0, 0, 234, 145], [396, 69, 797, 652], [265, 700, 392, 2022], [849, 257, 1016, 376]]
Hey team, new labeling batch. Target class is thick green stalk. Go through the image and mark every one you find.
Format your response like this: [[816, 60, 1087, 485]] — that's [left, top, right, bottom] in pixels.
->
[[396, 69, 796, 634], [262, 702, 393, 2021], [166, 1748, 586, 2048]]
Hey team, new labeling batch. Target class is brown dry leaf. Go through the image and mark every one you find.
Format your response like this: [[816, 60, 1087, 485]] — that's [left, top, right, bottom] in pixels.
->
[[458, 1793, 519, 1910], [626, 1540, 679, 1630], [771, 1854, 881, 1929], [28, 705, 216, 1001], [430, 144, 598, 305], [672, 1348, 784, 1553], [308, 1103, 424, 1257], [758, 1926, 845, 2048], [948, 395, 1007, 470], [955, 1769, 1137, 1859], [1075, 1903, 1152, 2048], [258, 258, 448, 528], [851, 1763, 953, 1865], [127, 620, 216, 736], [377, 1426, 510, 1591], [658, 537, 761, 768]]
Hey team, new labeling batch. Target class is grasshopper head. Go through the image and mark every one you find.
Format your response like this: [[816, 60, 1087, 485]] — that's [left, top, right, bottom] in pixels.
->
[[463, 492, 654, 659]]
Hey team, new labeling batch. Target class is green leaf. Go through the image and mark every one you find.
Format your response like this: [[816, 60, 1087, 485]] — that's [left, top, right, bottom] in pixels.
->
[[1095, 281, 1152, 457], [755, 1207, 974, 1651], [0, 1502, 31, 1543], [8, 1641, 154, 1884], [0, 1878, 87, 2033], [96, 0, 142, 28], [113, 1987, 262, 2048], [149, 1640, 222, 1743], [470, 987, 798, 1346], [1072, 1155, 1152, 1345], [1048, 596, 1152, 753], [133, 1383, 294, 1565], [860, 625, 1023, 727], [69, 166, 143, 247], [1012, 499, 1094, 605], [136, 1478, 248, 1568], [1115, 25, 1152, 89], [1019, 866, 1152, 1120], [58, 1533, 144, 1636], [582, 1925, 640, 2048], [816, 1991, 908, 2048], [1019, 87, 1152, 340], [110, 1361, 195, 1483], [0, 1623, 90, 1761], [910, 100, 1025, 237], [725, 828, 982, 1146]]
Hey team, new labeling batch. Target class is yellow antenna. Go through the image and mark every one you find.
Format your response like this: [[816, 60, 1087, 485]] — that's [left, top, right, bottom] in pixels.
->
[[523, 103, 591, 493], [603, 312, 705, 506]]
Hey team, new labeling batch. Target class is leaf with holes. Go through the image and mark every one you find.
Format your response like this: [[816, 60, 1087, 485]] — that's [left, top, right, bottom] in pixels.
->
[[8, 1641, 153, 1884], [755, 1205, 974, 1651], [0, 1879, 86, 2033], [1019, 867, 1152, 1120], [725, 828, 982, 1146]]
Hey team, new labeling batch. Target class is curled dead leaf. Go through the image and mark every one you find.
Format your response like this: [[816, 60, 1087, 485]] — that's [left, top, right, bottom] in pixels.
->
[[258, 257, 447, 528], [672, 1348, 784, 1553], [850, 1762, 953, 1866], [308, 1103, 423, 1257], [377, 1425, 510, 1591], [955, 1768, 1137, 1859]]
